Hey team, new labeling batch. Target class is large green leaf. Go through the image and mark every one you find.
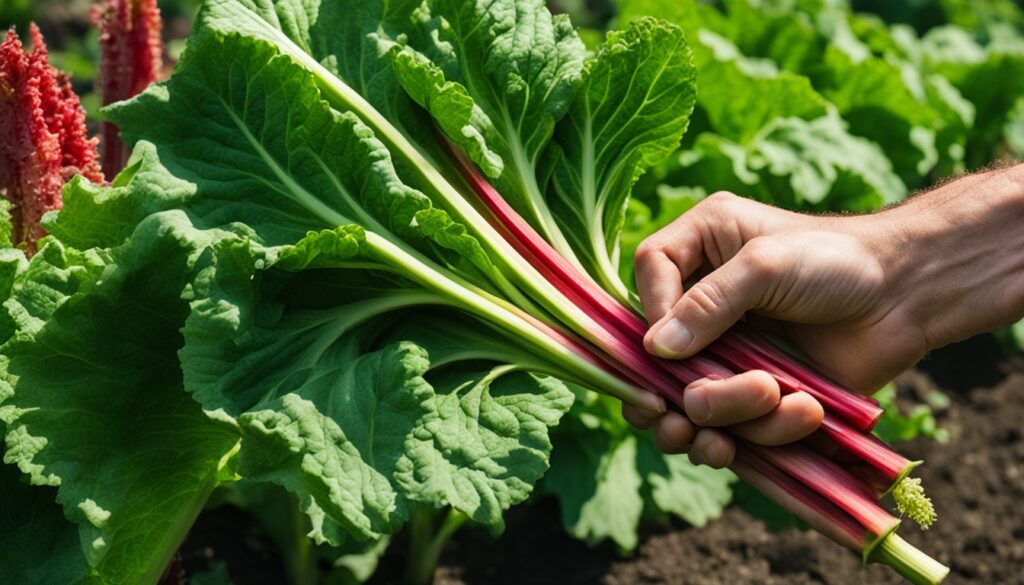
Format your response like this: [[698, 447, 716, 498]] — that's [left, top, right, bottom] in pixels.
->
[[107, 30, 508, 293], [1, 215, 241, 585], [389, 0, 587, 254], [545, 17, 696, 303], [108, 33, 414, 246], [181, 226, 572, 542]]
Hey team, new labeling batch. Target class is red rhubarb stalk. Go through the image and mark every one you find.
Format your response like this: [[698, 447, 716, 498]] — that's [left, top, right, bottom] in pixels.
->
[[725, 326, 883, 423], [731, 450, 948, 585], [707, 332, 883, 431], [742, 440, 899, 537]]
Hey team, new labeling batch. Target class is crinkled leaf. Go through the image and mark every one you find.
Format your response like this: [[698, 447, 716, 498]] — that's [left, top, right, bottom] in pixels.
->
[[107, 31, 504, 290], [45, 144, 197, 251], [390, 0, 586, 240], [397, 367, 573, 533], [546, 17, 696, 297], [2, 213, 240, 585], [108, 33, 410, 244], [236, 340, 432, 542], [674, 114, 905, 211], [182, 228, 571, 542], [195, 0, 417, 118]]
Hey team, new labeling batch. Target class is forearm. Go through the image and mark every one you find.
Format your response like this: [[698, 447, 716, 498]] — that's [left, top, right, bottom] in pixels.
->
[[875, 164, 1024, 350]]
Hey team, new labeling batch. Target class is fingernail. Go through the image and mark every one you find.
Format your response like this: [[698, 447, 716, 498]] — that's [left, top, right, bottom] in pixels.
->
[[652, 318, 693, 358], [686, 385, 711, 423]]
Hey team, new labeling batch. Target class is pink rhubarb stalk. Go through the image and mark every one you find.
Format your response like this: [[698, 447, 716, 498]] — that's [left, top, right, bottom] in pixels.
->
[[742, 440, 900, 537], [732, 449, 949, 585], [0, 25, 104, 250], [95, 0, 164, 177], [720, 325, 884, 427]]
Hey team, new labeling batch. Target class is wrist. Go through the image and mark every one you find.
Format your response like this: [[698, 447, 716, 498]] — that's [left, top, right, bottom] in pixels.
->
[[873, 165, 1024, 350]]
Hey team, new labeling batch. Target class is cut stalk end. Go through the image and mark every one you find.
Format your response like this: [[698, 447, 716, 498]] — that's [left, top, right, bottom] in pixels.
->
[[872, 532, 949, 585]]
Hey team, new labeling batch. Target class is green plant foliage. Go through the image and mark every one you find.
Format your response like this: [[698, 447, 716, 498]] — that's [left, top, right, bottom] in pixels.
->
[[873, 385, 951, 444], [544, 390, 735, 550]]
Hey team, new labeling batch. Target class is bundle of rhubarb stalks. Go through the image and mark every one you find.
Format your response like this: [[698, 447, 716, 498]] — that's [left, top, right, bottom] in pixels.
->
[[443, 136, 946, 584]]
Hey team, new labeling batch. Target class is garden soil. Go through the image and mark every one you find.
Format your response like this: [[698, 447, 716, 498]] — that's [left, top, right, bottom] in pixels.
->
[[183, 334, 1024, 584]]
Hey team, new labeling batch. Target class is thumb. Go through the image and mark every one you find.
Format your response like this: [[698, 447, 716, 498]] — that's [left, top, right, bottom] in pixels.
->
[[645, 239, 780, 358]]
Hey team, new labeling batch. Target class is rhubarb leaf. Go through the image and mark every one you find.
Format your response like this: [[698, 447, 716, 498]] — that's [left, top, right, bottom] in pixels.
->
[[397, 366, 573, 534], [1, 215, 241, 585], [0, 450, 88, 585], [671, 114, 905, 211], [182, 228, 571, 541], [636, 435, 735, 527], [545, 391, 734, 550], [390, 0, 586, 247], [546, 17, 696, 303], [45, 143, 196, 251], [546, 429, 643, 550], [107, 31, 506, 292]]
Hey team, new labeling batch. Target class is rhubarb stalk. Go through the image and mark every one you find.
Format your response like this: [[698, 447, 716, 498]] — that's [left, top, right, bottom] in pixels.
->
[[732, 449, 948, 585]]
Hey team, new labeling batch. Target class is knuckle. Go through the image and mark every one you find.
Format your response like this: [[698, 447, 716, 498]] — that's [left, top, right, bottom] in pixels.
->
[[740, 238, 784, 281], [794, 395, 825, 429], [633, 240, 661, 265], [704, 191, 739, 208], [747, 371, 781, 410], [702, 191, 745, 218], [684, 280, 730, 317]]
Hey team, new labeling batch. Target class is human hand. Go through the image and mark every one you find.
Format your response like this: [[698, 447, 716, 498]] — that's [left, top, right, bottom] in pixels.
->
[[624, 168, 1024, 466]]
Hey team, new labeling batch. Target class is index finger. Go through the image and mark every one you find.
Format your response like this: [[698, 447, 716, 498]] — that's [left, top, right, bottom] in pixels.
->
[[633, 192, 749, 324], [633, 242, 686, 324]]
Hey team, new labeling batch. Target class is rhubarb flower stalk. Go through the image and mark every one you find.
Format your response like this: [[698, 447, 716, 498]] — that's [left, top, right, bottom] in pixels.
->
[[0, 25, 103, 250], [95, 0, 164, 177]]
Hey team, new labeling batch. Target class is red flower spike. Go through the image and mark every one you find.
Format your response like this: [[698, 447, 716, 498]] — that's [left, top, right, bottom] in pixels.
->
[[0, 25, 104, 250], [96, 0, 164, 177]]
